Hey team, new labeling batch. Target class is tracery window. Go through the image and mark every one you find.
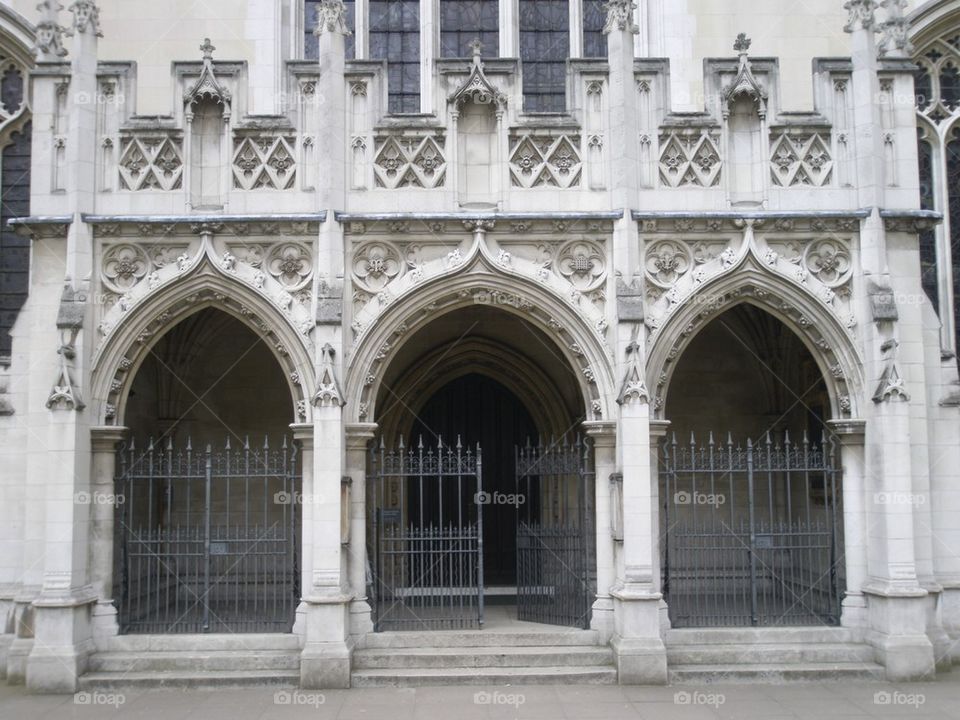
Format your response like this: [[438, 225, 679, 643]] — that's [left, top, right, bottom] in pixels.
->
[[0, 58, 29, 363], [914, 31, 960, 353], [440, 0, 499, 58], [520, 0, 570, 112], [304, 0, 355, 58], [369, 0, 421, 113], [583, 0, 608, 58]]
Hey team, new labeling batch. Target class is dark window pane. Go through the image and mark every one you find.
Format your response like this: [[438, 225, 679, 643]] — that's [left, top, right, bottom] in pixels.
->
[[304, 0, 355, 59], [440, 0, 499, 58], [520, 0, 570, 112], [918, 134, 939, 313], [583, 0, 607, 58], [0, 121, 31, 359], [370, 0, 421, 113], [949, 128, 960, 347]]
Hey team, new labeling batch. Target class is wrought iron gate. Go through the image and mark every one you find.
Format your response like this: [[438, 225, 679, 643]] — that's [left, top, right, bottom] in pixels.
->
[[369, 436, 483, 631], [115, 437, 301, 634], [661, 432, 843, 628], [515, 437, 593, 629]]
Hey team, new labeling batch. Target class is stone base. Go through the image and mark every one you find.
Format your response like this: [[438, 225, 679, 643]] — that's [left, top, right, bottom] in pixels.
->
[[610, 586, 668, 685], [349, 599, 373, 638], [590, 596, 614, 645], [6, 637, 32, 684], [610, 635, 668, 685], [0, 633, 12, 678], [942, 586, 960, 665], [91, 601, 119, 652], [26, 640, 92, 693], [301, 641, 352, 689], [841, 592, 868, 629], [864, 586, 936, 681]]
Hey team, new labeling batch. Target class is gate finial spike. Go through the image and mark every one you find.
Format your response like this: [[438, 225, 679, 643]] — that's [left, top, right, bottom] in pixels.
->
[[225, 436, 231, 450], [282, 436, 288, 450], [186, 436, 192, 452], [418, 434, 424, 450], [167, 436, 173, 451], [708, 430, 714, 446], [747, 437, 753, 449], [727, 431, 733, 446], [438, 434, 443, 450], [690, 431, 696, 445], [766, 430, 772, 446], [803, 429, 809, 445], [456, 435, 462, 449], [130, 437, 136, 451], [243, 435, 250, 450], [784, 429, 791, 444], [264, 435, 270, 450]]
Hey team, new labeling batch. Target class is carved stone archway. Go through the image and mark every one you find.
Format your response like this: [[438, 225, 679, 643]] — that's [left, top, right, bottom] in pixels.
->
[[90, 268, 316, 427], [346, 260, 615, 428], [647, 267, 865, 421]]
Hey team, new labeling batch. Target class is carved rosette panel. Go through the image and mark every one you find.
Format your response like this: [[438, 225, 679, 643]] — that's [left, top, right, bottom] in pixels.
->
[[101, 244, 150, 293], [641, 227, 856, 337], [769, 132, 833, 187], [658, 130, 722, 188], [346, 222, 612, 359], [118, 134, 184, 191], [509, 134, 582, 189], [232, 135, 297, 190], [94, 231, 318, 356], [373, 133, 446, 189], [352, 241, 403, 293]]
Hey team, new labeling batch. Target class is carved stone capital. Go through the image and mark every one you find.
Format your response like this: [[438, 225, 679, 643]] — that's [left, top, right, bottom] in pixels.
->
[[602, 0, 639, 35]]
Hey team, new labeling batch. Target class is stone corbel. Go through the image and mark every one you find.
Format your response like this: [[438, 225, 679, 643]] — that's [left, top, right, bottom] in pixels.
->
[[313, 343, 345, 408], [873, 339, 910, 403], [47, 328, 85, 411], [617, 340, 649, 405]]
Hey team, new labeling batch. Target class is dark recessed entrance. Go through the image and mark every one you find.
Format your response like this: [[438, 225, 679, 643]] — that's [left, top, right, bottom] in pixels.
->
[[410, 373, 538, 587]]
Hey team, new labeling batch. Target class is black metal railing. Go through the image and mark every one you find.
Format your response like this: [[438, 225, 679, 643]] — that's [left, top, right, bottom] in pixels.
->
[[515, 436, 594, 629], [661, 431, 843, 628], [369, 436, 483, 631], [115, 437, 300, 634]]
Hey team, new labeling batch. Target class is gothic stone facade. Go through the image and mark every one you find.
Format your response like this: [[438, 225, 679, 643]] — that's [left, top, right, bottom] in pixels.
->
[[0, 0, 958, 693]]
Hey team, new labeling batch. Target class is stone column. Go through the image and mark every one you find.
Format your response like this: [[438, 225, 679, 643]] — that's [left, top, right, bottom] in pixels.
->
[[649, 420, 670, 631], [89, 427, 126, 647], [345, 422, 377, 637], [584, 421, 616, 643], [290, 423, 314, 639], [27, 1, 102, 694], [828, 420, 868, 629]]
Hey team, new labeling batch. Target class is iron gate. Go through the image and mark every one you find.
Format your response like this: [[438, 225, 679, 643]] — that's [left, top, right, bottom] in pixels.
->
[[661, 431, 843, 628], [369, 436, 483, 631], [515, 437, 594, 629], [115, 437, 301, 634]]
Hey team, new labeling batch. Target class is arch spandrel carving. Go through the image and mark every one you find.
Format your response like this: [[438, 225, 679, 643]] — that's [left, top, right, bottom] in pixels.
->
[[646, 266, 866, 422], [90, 270, 316, 428]]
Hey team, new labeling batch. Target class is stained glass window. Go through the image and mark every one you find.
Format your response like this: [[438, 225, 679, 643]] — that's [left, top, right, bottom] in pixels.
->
[[0, 122, 31, 361], [583, 0, 607, 58], [370, 0, 421, 113], [304, 0, 355, 59], [917, 130, 939, 314], [440, 0, 499, 58], [520, 0, 569, 112]]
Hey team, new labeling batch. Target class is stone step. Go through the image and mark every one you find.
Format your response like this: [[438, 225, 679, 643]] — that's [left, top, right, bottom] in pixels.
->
[[351, 665, 618, 687], [668, 662, 886, 684], [362, 629, 601, 649], [101, 633, 302, 653], [667, 642, 875, 665], [665, 627, 855, 646], [79, 669, 299, 690], [88, 650, 301, 673], [353, 645, 614, 669]]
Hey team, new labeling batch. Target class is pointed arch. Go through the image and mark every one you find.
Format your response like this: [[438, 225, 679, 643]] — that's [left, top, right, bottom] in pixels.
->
[[346, 264, 615, 427], [647, 268, 865, 422], [90, 270, 315, 427]]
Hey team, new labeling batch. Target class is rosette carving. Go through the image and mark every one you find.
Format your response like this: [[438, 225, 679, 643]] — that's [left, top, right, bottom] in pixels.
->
[[266, 243, 313, 291], [644, 240, 692, 288], [353, 242, 403, 292], [556, 240, 606, 292], [102, 244, 149, 293], [804, 239, 851, 288]]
